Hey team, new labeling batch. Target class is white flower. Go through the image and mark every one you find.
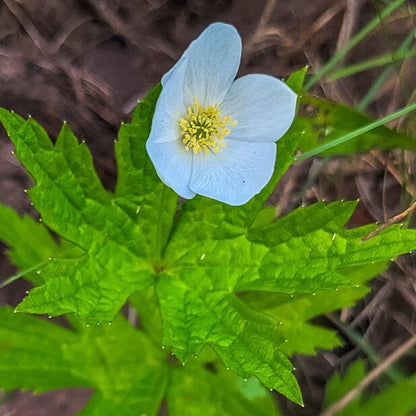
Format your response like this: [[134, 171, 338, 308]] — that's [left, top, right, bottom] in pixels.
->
[[146, 23, 297, 206]]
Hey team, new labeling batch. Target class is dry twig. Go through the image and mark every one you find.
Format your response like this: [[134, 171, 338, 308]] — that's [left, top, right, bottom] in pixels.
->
[[362, 200, 416, 241]]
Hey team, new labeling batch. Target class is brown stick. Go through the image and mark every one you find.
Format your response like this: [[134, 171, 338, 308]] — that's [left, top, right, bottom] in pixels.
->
[[362, 200, 416, 241]]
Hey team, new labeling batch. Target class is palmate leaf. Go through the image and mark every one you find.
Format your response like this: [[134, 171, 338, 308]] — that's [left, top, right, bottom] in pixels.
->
[[244, 202, 414, 356], [0, 307, 168, 416], [0, 81, 301, 402], [0, 305, 286, 416], [0, 85, 176, 322], [0, 205, 168, 414], [2, 70, 416, 404], [157, 198, 416, 400], [0, 204, 281, 415]]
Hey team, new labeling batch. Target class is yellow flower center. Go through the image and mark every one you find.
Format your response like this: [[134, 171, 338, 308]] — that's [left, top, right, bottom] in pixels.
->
[[179, 98, 237, 154]]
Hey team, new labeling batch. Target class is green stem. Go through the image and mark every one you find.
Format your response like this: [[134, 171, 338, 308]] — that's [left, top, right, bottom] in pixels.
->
[[358, 29, 416, 111], [327, 46, 416, 81], [327, 313, 405, 383], [295, 102, 416, 161], [305, 0, 408, 90], [0, 260, 48, 289]]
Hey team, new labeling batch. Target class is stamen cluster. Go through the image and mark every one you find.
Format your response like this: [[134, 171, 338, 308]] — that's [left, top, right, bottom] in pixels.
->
[[179, 98, 236, 154]]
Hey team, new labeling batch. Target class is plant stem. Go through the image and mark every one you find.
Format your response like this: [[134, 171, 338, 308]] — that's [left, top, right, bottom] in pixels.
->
[[305, 0, 408, 90], [327, 46, 416, 81], [295, 102, 416, 161], [358, 29, 416, 111]]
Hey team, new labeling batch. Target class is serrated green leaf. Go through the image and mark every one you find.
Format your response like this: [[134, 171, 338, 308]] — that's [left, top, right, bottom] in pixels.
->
[[0, 85, 177, 323], [114, 84, 161, 198], [0, 308, 168, 416], [114, 84, 178, 262], [156, 276, 301, 403], [243, 201, 416, 356], [0, 203, 282, 414], [167, 364, 280, 416], [153, 202, 343, 401], [72, 316, 168, 416], [296, 95, 416, 155], [3, 77, 416, 406], [160, 198, 416, 370], [240, 205, 416, 294], [0, 308, 89, 391], [0, 302, 283, 416], [0, 204, 62, 285]]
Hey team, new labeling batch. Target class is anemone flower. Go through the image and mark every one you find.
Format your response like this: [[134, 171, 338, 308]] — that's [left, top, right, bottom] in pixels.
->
[[146, 22, 297, 206]]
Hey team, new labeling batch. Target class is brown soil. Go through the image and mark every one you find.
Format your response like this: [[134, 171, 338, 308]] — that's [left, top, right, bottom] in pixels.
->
[[0, 1, 415, 415]]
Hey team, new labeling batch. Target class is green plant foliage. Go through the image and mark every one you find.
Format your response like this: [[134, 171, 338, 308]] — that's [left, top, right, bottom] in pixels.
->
[[285, 66, 308, 95], [323, 360, 416, 416], [0, 207, 280, 415], [242, 202, 408, 356], [0, 85, 175, 323], [0, 305, 286, 416], [1, 72, 416, 406], [324, 360, 366, 412], [0, 204, 63, 285], [167, 362, 280, 416], [0, 308, 168, 416], [296, 95, 416, 155]]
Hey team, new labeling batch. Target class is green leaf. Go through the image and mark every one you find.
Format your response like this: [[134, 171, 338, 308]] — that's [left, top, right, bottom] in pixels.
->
[[243, 202, 415, 356], [114, 84, 178, 263], [354, 375, 416, 416], [324, 360, 366, 412], [323, 360, 416, 416], [159, 199, 416, 376], [0, 204, 283, 414], [167, 363, 281, 416], [0, 204, 63, 285], [0, 308, 168, 416], [0, 302, 285, 416], [285, 66, 308, 95], [0, 307, 88, 391], [296, 95, 416, 155], [156, 275, 301, 403], [3, 77, 416, 405], [0, 85, 177, 323]]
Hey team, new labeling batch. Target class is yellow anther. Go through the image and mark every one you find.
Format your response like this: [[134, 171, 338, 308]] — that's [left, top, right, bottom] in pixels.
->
[[179, 98, 236, 154]]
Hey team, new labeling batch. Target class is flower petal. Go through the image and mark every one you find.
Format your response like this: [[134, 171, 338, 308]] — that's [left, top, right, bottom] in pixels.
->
[[146, 139, 195, 199], [148, 58, 188, 144], [189, 141, 276, 205], [220, 74, 297, 143], [163, 23, 242, 107]]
